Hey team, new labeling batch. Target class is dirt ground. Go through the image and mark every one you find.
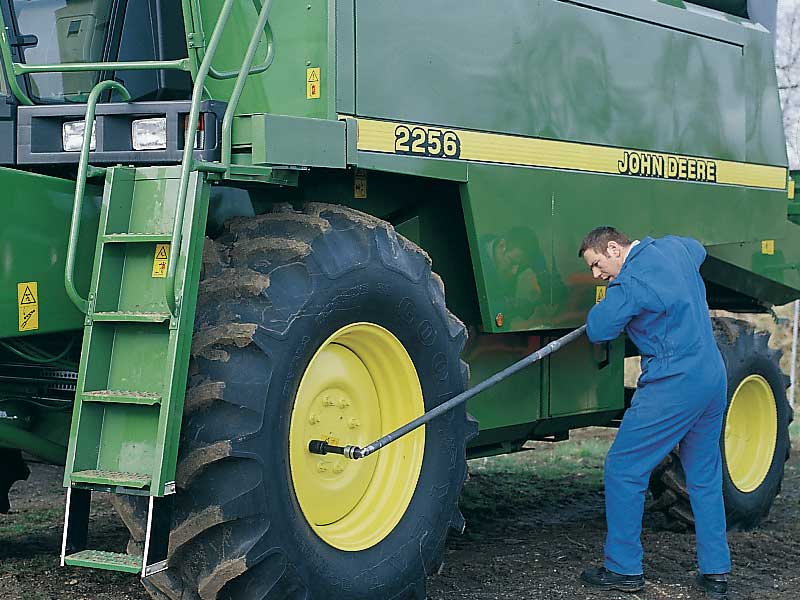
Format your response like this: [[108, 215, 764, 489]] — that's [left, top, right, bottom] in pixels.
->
[[0, 427, 798, 600], [428, 428, 800, 600], [2, 310, 799, 599]]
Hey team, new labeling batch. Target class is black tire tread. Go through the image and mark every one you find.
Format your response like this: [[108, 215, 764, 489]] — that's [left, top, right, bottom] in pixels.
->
[[116, 203, 472, 599], [648, 317, 792, 532]]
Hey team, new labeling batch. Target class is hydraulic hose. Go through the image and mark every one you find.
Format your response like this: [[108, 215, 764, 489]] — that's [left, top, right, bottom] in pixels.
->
[[309, 324, 587, 460]]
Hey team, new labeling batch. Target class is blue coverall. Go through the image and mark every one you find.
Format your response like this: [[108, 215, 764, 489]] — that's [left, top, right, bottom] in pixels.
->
[[587, 236, 731, 576]]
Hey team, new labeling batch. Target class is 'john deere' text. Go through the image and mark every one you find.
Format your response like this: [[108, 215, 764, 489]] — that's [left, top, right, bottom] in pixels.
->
[[617, 151, 717, 183]]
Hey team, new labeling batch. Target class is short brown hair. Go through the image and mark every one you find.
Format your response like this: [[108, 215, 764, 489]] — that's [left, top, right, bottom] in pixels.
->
[[578, 226, 632, 258]]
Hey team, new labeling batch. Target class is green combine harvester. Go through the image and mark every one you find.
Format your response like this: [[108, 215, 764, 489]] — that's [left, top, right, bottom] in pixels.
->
[[0, 0, 795, 597]]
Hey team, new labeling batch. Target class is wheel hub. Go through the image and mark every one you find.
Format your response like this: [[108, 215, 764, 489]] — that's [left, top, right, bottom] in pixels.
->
[[289, 323, 425, 551], [724, 374, 778, 493]]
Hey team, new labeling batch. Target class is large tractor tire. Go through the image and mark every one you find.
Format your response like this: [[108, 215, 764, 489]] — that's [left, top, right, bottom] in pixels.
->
[[649, 317, 792, 531], [115, 203, 476, 599]]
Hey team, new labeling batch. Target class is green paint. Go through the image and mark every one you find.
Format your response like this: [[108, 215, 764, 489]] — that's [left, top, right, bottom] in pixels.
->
[[0, 0, 791, 525], [0, 168, 100, 338], [63, 166, 210, 496]]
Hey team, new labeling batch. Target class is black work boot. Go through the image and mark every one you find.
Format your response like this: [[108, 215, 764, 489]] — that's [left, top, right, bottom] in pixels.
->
[[580, 566, 645, 592], [694, 573, 728, 600]]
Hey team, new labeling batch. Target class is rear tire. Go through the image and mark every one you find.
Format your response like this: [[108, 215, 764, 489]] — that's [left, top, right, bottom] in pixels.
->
[[116, 203, 476, 599], [649, 317, 792, 531]]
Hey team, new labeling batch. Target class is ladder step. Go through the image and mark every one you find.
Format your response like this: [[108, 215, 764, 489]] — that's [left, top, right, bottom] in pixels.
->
[[82, 390, 162, 405], [71, 470, 151, 489], [92, 311, 171, 323], [103, 233, 172, 243], [64, 550, 141, 574]]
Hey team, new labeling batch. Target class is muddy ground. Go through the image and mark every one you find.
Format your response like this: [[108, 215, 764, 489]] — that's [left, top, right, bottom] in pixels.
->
[[2, 310, 800, 599], [1, 426, 798, 600]]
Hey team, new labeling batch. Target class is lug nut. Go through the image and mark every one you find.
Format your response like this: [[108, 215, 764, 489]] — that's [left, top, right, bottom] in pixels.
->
[[333, 463, 345, 474], [322, 395, 335, 407], [348, 418, 361, 429], [316, 461, 330, 473], [308, 414, 320, 425], [338, 397, 351, 408]]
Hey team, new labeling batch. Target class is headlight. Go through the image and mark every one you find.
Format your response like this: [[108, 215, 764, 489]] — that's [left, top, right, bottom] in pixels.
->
[[62, 120, 95, 152], [132, 117, 167, 150]]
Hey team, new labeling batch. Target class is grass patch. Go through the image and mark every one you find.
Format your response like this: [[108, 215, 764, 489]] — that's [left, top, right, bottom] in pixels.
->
[[459, 432, 612, 530], [0, 508, 62, 537]]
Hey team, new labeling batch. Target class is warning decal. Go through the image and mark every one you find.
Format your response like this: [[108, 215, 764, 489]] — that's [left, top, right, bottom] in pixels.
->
[[761, 240, 775, 255], [152, 244, 170, 278], [18, 282, 38, 332], [306, 67, 321, 99], [595, 286, 606, 303]]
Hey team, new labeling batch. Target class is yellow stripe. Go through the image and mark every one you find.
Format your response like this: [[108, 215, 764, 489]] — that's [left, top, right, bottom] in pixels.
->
[[352, 117, 787, 191]]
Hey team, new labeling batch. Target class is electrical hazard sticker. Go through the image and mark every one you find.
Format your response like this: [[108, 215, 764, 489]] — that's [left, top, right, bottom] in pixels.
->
[[354, 169, 367, 199], [306, 67, 321, 99], [18, 282, 38, 332], [595, 286, 606, 303], [152, 244, 170, 278]]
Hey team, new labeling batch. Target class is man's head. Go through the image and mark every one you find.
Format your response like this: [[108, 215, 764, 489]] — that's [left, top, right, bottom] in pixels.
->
[[578, 226, 632, 281]]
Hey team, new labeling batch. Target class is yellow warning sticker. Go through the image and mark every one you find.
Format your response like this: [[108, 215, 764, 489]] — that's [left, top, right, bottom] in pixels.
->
[[152, 244, 170, 278], [354, 169, 367, 199], [18, 282, 38, 332], [595, 286, 607, 303], [761, 240, 775, 255], [306, 67, 321, 99]]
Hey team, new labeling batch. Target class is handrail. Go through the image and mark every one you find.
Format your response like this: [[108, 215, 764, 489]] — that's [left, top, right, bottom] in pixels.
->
[[14, 59, 191, 75], [65, 80, 131, 314], [0, 24, 33, 105], [221, 0, 274, 167], [164, 0, 238, 316]]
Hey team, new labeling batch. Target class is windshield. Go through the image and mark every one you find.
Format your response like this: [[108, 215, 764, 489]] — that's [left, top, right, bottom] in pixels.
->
[[12, 0, 112, 102]]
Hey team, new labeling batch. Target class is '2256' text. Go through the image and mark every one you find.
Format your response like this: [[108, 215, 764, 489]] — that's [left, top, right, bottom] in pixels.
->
[[394, 125, 462, 159]]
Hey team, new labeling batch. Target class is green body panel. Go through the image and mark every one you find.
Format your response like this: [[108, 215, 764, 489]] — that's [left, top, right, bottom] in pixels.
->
[[198, 0, 333, 120], [0, 168, 101, 338], [0, 0, 791, 479]]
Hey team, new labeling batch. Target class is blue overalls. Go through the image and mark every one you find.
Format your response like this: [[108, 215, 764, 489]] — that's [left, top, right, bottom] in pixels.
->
[[587, 236, 731, 576]]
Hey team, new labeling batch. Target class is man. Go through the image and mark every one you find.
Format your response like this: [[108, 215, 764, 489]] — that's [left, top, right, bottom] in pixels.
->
[[577, 227, 730, 600]]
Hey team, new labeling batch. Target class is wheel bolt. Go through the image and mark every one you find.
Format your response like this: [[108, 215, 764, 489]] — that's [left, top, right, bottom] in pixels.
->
[[338, 397, 351, 409], [308, 414, 320, 425], [348, 418, 360, 429], [316, 461, 330, 473], [322, 395, 335, 407], [333, 463, 345, 474]]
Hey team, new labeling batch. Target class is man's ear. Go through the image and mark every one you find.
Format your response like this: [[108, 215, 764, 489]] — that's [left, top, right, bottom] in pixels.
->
[[607, 241, 621, 257]]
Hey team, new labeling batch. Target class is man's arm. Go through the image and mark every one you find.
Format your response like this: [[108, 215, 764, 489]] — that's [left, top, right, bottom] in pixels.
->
[[586, 280, 640, 343]]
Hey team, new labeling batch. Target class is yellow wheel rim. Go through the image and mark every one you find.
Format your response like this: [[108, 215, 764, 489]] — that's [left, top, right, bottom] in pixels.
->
[[289, 323, 425, 551], [724, 374, 778, 493]]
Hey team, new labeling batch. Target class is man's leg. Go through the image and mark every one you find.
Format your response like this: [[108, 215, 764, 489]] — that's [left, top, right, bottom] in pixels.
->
[[603, 396, 700, 575], [679, 397, 731, 575]]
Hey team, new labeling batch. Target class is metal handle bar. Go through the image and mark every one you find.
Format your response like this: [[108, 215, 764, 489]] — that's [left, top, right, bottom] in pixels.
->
[[0, 10, 189, 107], [164, 0, 238, 315], [65, 80, 131, 314], [309, 325, 588, 460], [221, 0, 274, 167]]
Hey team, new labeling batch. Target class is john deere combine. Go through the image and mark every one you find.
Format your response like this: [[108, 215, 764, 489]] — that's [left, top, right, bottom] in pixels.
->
[[0, 0, 795, 598]]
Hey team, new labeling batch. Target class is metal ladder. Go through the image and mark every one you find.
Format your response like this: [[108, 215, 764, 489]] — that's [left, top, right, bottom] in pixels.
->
[[59, 161, 210, 574], [58, 0, 274, 575]]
